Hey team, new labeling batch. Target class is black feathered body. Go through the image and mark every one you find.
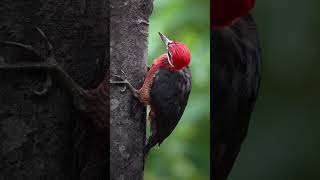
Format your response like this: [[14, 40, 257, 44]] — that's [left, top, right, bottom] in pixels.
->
[[141, 56, 192, 156], [212, 15, 261, 180]]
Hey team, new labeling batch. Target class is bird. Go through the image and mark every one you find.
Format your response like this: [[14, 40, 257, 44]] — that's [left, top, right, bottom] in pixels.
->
[[110, 32, 192, 160], [211, 0, 262, 179]]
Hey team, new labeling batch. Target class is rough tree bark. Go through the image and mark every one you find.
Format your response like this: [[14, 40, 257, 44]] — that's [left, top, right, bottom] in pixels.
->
[[110, 0, 153, 179], [0, 0, 109, 179]]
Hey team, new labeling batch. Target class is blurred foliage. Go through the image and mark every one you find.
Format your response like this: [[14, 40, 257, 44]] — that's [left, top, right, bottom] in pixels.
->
[[229, 1, 320, 180], [145, 0, 210, 179]]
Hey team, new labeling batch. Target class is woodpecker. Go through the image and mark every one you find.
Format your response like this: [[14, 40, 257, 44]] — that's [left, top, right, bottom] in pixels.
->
[[111, 32, 192, 159], [212, 0, 261, 179]]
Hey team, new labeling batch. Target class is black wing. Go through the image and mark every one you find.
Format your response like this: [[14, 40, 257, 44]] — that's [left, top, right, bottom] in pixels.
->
[[150, 66, 192, 145], [212, 15, 262, 180]]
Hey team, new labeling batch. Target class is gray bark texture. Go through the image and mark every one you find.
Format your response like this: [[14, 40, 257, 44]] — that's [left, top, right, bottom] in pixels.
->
[[0, 0, 109, 179], [110, 0, 153, 179]]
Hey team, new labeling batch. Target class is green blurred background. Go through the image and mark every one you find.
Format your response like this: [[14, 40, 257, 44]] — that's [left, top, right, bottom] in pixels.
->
[[145, 0, 210, 179], [145, 0, 320, 179], [229, 1, 320, 180]]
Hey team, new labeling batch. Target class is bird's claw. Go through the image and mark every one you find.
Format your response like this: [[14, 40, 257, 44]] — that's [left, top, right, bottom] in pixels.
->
[[111, 70, 128, 79], [32, 88, 49, 96], [32, 74, 52, 96], [110, 70, 130, 93], [111, 73, 125, 81], [35, 26, 55, 62], [0, 41, 42, 59], [120, 85, 127, 92], [120, 70, 128, 79], [1, 27, 56, 96], [24, 73, 52, 97]]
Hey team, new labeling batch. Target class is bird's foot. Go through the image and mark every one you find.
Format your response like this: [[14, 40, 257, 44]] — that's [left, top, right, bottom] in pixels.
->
[[110, 70, 136, 93], [0, 27, 56, 96]]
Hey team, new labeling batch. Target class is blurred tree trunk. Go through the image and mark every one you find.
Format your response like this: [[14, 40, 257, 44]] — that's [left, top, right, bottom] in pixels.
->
[[110, 0, 153, 179], [0, 0, 109, 179]]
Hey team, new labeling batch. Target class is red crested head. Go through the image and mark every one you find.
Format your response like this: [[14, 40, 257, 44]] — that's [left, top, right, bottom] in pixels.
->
[[211, 0, 256, 29], [159, 32, 191, 70]]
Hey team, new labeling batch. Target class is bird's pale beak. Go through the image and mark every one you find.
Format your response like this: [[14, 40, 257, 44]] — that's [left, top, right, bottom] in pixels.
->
[[159, 32, 172, 46]]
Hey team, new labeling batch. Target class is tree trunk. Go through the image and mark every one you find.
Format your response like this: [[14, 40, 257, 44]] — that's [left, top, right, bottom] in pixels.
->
[[110, 0, 153, 179], [0, 0, 109, 179]]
